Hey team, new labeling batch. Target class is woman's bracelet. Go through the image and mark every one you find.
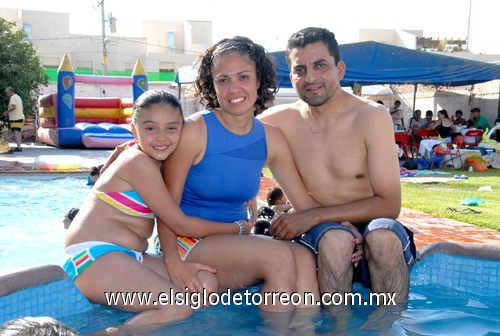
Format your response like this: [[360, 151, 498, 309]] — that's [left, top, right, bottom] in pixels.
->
[[234, 220, 244, 235]]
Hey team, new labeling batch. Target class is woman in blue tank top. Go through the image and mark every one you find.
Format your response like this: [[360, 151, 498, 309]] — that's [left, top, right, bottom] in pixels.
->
[[158, 37, 324, 328]]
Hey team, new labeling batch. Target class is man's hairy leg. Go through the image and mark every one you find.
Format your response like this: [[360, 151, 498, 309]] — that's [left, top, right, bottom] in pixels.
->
[[317, 230, 354, 299], [364, 228, 409, 303], [318, 230, 355, 333]]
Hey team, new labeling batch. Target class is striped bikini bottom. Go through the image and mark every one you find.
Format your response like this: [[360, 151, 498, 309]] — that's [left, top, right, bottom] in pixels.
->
[[153, 235, 202, 262], [63, 241, 143, 281]]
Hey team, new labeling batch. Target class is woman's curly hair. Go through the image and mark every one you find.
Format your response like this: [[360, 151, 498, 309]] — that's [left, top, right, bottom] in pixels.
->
[[194, 36, 279, 114]]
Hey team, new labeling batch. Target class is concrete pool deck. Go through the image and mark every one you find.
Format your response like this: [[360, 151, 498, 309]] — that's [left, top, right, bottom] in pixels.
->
[[2, 142, 500, 251]]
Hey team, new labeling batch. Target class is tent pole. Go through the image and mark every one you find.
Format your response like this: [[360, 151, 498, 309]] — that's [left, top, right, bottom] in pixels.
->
[[413, 83, 417, 113], [497, 82, 500, 120]]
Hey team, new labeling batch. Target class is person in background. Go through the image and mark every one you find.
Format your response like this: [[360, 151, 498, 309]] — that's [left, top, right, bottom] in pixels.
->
[[267, 186, 293, 214], [451, 109, 467, 126], [0, 316, 77, 336], [467, 107, 491, 132], [87, 164, 104, 185], [259, 27, 415, 306], [2, 87, 24, 152], [429, 109, 456, 144], [389, 100, 404, 130], [421, 110, 435, 129], [63, 207, 79, 229], [407, 109, 423, 135]]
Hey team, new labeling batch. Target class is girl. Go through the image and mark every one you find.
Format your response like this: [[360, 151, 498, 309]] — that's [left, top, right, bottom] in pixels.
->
[[63, 90, 252, 329]]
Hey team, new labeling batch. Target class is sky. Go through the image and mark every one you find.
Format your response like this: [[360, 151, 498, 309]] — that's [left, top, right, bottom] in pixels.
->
[[1, 0, 499, 54]]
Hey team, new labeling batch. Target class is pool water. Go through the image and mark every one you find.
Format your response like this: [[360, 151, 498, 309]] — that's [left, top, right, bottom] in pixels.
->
[[1, 176, 500, 335], [0, 176, 155, 270], [0, 176, 91, 269]]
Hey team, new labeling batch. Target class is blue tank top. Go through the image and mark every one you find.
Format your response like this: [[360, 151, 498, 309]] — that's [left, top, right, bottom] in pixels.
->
[[180, 110, 267, 222]]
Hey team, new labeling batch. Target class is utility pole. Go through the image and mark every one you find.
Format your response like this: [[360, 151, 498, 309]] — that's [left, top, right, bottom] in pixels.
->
[[466, 0, 472, 51], [98, 0, 108, 75]]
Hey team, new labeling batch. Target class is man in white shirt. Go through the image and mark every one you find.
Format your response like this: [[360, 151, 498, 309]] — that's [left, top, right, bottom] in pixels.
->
[[389, 100, 404, 130], [2, 87, 24, 152]]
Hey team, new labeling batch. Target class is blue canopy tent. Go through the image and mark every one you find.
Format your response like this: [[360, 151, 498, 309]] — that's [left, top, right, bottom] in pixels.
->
[[174, 65, 198, 99], [269, 41, 500, 88]]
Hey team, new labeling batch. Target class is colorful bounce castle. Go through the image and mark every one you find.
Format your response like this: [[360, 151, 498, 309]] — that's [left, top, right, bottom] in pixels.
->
[[37, 55, 148, 148]]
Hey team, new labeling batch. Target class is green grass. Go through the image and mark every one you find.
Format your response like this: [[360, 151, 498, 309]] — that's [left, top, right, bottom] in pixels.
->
[[262, 166, 500, 231], [401, 168, 500, 230]]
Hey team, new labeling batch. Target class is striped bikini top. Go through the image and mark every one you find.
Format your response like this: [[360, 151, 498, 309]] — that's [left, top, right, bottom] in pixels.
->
[[93, 190, 156, 219]]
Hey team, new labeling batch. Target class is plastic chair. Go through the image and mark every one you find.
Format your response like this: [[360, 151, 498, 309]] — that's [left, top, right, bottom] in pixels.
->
[[413, 129, 439, 157], [462, 129, 483, 147], [394, 129, 412, 160], [430, 135, 465, 170]]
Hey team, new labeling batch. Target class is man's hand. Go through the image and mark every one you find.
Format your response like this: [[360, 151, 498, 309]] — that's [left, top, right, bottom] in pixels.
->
[[271, 210, 314, 241]]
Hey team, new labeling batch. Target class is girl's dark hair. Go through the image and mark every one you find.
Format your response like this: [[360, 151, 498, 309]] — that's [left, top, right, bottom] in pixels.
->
[[132, 89, 183, 126], [194, 36, 278, 114], [438, 109, 449, 119], [286, 27, 341, 66], [266, 187, 284, 206]]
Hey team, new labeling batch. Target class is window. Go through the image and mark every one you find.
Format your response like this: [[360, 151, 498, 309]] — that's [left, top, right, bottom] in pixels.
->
[[167, 30, 175, 54], [23, 23, 32, 42]]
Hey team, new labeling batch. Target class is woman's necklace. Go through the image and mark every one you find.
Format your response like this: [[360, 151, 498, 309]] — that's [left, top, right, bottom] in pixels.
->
[[307, 92, 345, 134]]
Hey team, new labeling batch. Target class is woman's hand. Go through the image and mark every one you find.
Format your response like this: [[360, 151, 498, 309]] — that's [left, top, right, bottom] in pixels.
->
[[100, 142, 131, 174], [166, 260, 217, 294], [241, 220, 253, 235], [246, 198, 258, 224], [340, 221, 363, 267]]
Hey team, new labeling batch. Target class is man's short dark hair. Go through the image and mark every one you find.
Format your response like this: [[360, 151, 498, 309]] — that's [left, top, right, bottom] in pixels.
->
[[471, 107, 480, 113], [286, 27, 341, 67], [426, 110, 433, 115]]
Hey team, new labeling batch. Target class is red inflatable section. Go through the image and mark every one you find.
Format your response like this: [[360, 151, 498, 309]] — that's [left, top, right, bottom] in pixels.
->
[[75, 97, 121, 109]]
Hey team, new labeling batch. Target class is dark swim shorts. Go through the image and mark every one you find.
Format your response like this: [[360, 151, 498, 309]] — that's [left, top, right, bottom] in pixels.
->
[[296, 218, 417, 289]]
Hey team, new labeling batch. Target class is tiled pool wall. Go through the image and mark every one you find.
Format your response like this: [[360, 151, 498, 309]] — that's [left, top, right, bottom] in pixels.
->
[[1, 251, 499, 327], [0, 278, 93, 325], [410, 252, 500, 297]]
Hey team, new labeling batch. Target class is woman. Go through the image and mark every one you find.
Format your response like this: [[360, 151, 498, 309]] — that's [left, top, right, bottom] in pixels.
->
[[64, 90, 253, 329], [430, 109, 456, 143], [159, 37, 325, 319]]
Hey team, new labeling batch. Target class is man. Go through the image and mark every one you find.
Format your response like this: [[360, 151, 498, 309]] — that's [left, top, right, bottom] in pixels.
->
[[467, 107, 491, 132], [389, 100, 404, 130], [421, 110, 434, 129], [464, 107, 491, 145], [2, 87, 24, 152], [259, 27, 415, 303]]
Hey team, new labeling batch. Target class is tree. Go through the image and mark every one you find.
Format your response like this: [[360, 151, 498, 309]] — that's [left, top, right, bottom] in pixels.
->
[[0, 17, 49, 118]]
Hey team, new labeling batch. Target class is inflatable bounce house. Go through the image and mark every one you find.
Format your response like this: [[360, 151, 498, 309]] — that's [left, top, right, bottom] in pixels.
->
[[37, 55, 148, 148]]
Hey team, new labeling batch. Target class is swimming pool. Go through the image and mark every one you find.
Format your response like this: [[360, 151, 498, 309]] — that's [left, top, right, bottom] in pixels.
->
[[0, 175, 154, 270], [1, 177, 500, 335]]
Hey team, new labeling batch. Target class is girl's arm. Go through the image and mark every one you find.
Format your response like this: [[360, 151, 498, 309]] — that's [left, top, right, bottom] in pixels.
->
[[124, 149, 249, 237]]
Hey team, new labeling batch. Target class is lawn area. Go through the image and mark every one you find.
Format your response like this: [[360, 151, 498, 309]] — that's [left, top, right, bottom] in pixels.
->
[[401, 168, 500, 231], [262, 166, 500, 231]]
